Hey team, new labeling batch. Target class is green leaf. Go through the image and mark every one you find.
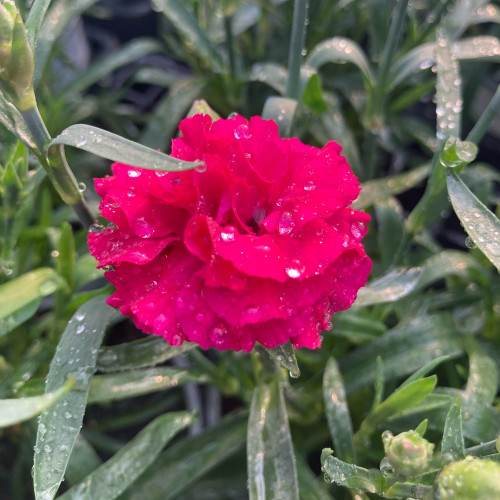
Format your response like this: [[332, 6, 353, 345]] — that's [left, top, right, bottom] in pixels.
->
[[354, 164, 430, 209], [361, 377, 437, 436], [400, 356, 449, 389], [321, 450, 385, 493], [247, 374, 299, 500], [305, 37, 374, 87], [152, 0, 224, 71], [58, 412, 195, 500], [262, 96, 297, 137], [65, 435, 102, 486], [33, 296, 119, 500], [57, 222, 75, 290], [323, 358, 355, 463], [0, 90, 38, 151], [97, 337, 196, 373], [355, 250, 481, 306], [34, 0, 99, 84], [463, 338, 499, 405], [447, 169, 500, 271], [87, 367, 209, 403], [435, 29, 462, 139], [384, 482, 432, 499], [264, 341, 300, 378], [441, 397, 465, 460], [295, 453, 334, 500], [0, 267, 65, 338], [0, 380, 71, 428], [60, 39, 162, 97], [120, 411, 247, 500], [185, 99, 221, 121], [374, 197, 405, 270], [47, 124, 203, 172], [340, 314, 462, 394], [250, 62, 288, 94], [302, 74, 328, 114], [25, 0, 53, 49], [140, 78, 205, 150]]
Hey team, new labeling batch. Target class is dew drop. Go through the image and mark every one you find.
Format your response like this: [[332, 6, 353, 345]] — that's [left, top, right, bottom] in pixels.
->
[[128, 169, 141, 178], [195, 163, 207, 173], [78, 182, 86, 192], [304, 180, 316, 191], [278, 212, 295, 235], [233, 124, 251, 140], [75, 325, 84, 335], [221, 225, 238, 242]]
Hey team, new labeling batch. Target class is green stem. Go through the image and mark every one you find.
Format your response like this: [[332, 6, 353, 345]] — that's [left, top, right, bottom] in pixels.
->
[[21, 106, 94, 228], [224, 15, 236, 82], [466, 84, 500, 144], [465, 439, 498, 457], [285, 0, 308, 100]]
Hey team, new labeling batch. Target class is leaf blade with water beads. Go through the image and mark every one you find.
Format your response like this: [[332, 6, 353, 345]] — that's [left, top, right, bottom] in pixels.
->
[[0, 380, 72, 428], [0, 267, 65, 338], [47, 124, 203, 172], [321, 450, 385, 494], [447, 169, 500, 271], [32, 296, 119, 500], [264, 341, 300, 378], [247, 373, 299, 500], [323, 357, 356, 463], [441, 397, 465, 460], [58, 412, 195, 500]]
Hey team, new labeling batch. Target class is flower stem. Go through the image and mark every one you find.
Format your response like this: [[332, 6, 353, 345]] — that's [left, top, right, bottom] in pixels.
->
[[285, 0, 309, 100], [466, 84, 500, 145]]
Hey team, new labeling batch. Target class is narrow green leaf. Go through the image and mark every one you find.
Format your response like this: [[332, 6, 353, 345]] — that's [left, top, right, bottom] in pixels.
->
[[447, 169, 500, 271], [261, 96, 297, 137], [323, 358, 355, 463], [152, 0, 224, 71], [441, 397, 465, 460], [295, 453, 334, 500], [435, 28, 462, 139], [250, 62, 288, 94], [121, 411, 247, 500], [248, 374, 299, 500], [97, 337, 196, 373], [463, 337, 498, 405], [0, 381, 71, 428], [57, 222, 75, 290], [0, 90, 38, 151], [369, 377, 437, 430], [25, 0, 53, 49], [140, 78, 205, 150], [415, 420, 429, 437], [33, 296, 119, 500], [321, 450, 385, 493], [34, 0, 99, 84], [48, 124, 202, 172], [305, 37, 374, 86], [340, 313, 462, 394], [400, 356, 449, 389], [302, 74, 328, 113], [88, 367, 209, 403], [65, 435, 102, 486], [60, 39, 162, 97], [354, 164, 430, 209], [0, 267, 65, 338], [384, 482, 432, 499], [264, 341, 300, 378], [374, 198, 405, 270], [185, 99, 221, 121], [58, 412, 195, 500]]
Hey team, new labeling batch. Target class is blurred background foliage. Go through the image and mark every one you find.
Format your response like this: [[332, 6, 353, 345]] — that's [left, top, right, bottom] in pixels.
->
[[1, 0, 500, 499]]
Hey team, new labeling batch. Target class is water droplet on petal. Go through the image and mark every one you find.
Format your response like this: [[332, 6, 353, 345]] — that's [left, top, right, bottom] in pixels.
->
[[286, 259, 305, 279], [278, 212, 295, 235], [89, 223, 104, 233], [304, 180, 316, 191], [128, 169, 141, 178], [221, 225, 238, 242], [234, 124, 251, 140]]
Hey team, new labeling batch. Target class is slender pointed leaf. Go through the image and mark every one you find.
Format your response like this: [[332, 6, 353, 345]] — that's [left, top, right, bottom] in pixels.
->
[[152, 0, 224, 71], [48, 125, 202, 172], [306, 37, 374, 86], [323, 358, 355, 463], [265, 341, 300, 378], [33, 296, 119, 500], [121, 411, 248, 500], [447, 169, 500, 271], [87, 367, 209, 403], [0, 268, 65, 338], [0, 381, 71, 428], [25, 0, 54, 49], [441, 397, 465, 459], [400, 356, 449, 389], [248, 374, 299, 500], [0, 91, 38, 151], [97, 337, 196, 373], [262, 96, 297, 137], [65, 436, 102, 486], [58, 412, 195, 500], [321, 450, 385, 493]]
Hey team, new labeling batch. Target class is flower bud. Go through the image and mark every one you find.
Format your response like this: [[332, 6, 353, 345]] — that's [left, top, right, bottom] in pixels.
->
[[382, 430, 434, 477], [435, 457, 500, 499], [0, 0, 35, 110]]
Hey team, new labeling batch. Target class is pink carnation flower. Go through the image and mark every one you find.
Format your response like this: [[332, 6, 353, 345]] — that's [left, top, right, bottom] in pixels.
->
[[88, 114, 371, 351]]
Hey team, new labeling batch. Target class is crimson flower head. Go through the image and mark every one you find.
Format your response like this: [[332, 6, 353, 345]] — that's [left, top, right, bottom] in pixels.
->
[[88, 114, 371, 351]]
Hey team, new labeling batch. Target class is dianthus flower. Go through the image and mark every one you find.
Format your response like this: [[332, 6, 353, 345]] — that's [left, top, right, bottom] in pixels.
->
[[88, 114, 371, 351]]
